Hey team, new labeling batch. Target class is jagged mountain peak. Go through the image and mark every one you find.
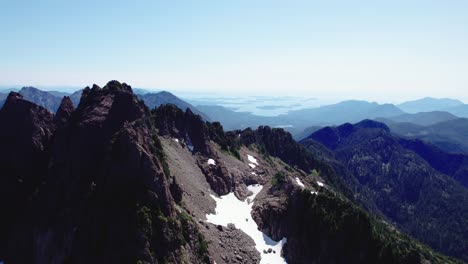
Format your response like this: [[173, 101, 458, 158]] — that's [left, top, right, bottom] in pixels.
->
[[0, 81, 211, 263], [54, 96, 75, 127], [5, 91, 23, 102]]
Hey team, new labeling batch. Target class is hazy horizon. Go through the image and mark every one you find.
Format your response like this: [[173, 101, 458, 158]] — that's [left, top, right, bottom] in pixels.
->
[[2, 1, 468, 102], [2, 84, 467, 107]]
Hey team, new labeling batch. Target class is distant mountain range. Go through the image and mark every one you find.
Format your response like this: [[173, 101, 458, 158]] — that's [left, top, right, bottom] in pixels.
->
[[384, 118, 468, 154], [376, 111, 458, 126], [0, 93, 7, 108], [2, 87, 468, 156], [0, 87, 208, 120], [397, 97, 464, 113], [17, 87, 63, 112], [199, 100, 405, 134], [138, 91, 210, 120]]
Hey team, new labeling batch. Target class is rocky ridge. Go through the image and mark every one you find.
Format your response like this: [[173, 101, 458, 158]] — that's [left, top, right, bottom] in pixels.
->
[[0, 82, 463, 264]]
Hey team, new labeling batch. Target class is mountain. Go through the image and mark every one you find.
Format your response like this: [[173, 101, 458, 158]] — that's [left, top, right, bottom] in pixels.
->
[[156, 107, 462, 264], [139, 91, 210, 120], [27, 88, 209, 121], [0, 81, 210, 263], [0, 81, 460, 264], [196, 105, 281, 131], [198, 100, 404, 134], [18, 86, 63, 112], [280, 100, 404, 126], [377, 111, 458, 126], [444, 104, 468, 118], [69, 89, 83, 106], [0, 92, 7, 108], [386, 118, 468, 154], [293, 125, 323, 141], [398, 138, 468, 188], [133, 88, 158, 95], [302, 120, 468, 261], [398, 97, 464, 113], [0, 88, 19, 93], [46, 90, 72, 97]]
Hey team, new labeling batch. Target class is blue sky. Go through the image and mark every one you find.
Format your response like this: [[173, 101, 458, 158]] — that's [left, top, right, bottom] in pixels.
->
[[1, 0, 468, 102]]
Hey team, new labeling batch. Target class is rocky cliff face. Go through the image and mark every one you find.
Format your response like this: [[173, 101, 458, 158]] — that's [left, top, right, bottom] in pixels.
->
[[0, 81, 210, 264], [154, 104, 212, 155], [0, 92, 55, 263], [53, 96, 74, 128], [154, 104, 241, 197]]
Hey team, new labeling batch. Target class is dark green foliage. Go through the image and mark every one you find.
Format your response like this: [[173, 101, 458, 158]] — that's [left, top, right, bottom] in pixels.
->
[[399, 137, 468, 187], [272, 172, 286, 186], [387, 117, 468, 154], [177, 210, 210, 263], [197, 234, 209, 256], [284, 191, 462, 264], [150, 131, 171, 177], [206, 122, 241, 158]]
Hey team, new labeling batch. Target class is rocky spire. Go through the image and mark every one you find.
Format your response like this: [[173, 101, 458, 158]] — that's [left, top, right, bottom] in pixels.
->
[[54, 96, 75, 127]]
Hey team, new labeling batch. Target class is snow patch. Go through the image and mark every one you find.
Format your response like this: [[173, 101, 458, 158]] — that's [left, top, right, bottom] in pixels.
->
[[173, 138, 179, 143], [208, 159, 216, 166], [310, 191, 318, 195], [295, 177, 305, 188], [317, 181, 324, 187], [207, 185, 287, 264], [251, 172, 257, 175], [249, 163, 256, 169], [247, 154, 259, 165]]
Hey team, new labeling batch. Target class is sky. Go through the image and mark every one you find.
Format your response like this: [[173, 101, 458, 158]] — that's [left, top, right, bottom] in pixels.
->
[[1, 0, 468, 102]]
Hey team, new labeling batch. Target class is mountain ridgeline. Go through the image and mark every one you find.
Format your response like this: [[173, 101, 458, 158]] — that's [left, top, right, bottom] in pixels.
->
[[0, 82, 465, 263], [301, 120, 468, 262]]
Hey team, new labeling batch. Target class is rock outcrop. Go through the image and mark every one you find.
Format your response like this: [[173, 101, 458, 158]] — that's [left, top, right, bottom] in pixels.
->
[[154, 104, 213, 155], [53, 96, 74, 128], [0, 81, 210, 264], [0, 92, 55, 262]]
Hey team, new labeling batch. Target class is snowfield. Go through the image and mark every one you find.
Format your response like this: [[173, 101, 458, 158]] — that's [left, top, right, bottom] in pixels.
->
[[247, 154, 259, 165], [295, 177, 305, 188], [206, 184, 287, 264]]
